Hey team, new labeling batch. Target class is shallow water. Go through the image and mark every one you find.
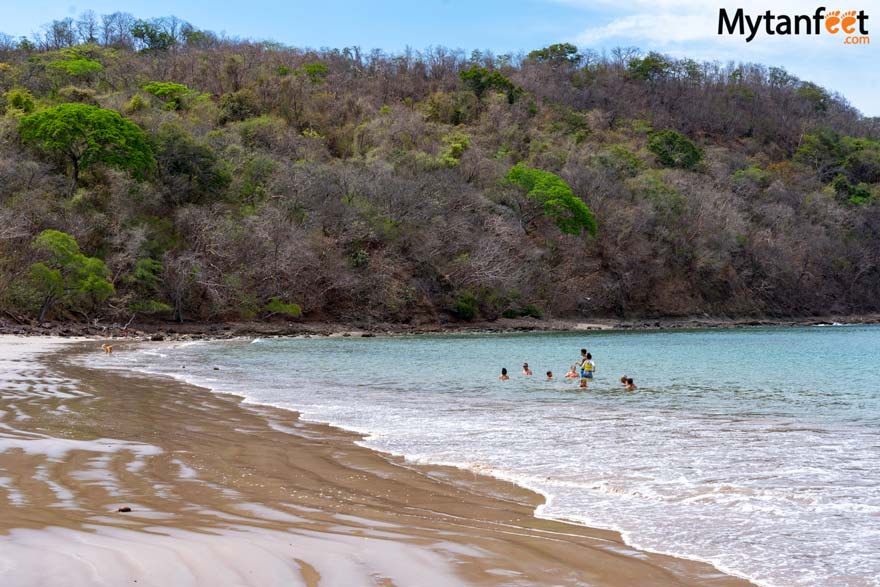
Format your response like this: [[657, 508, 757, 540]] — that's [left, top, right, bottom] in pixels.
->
[[109, 326, 880, 587]]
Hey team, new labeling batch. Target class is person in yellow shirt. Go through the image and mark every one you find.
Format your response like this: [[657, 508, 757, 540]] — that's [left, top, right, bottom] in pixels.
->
[[579, 352, 595, 388]]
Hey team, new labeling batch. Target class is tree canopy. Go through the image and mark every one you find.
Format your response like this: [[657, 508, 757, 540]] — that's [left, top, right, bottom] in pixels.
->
[[0, 9, 878, 326], [627, 52, 672, 82], [19, 103, 154, 185], [459, 65, 519, 103], [28, 230, 113, 321], [131, 19, 176, 52], [506, 164, 597, 237], [647, 130, 703, 170], [142, 81, 195, 110], [528, 43, 580, 67]]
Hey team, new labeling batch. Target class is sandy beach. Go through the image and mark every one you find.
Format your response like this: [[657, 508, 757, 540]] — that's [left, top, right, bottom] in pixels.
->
[[0, 335, 756, 586]]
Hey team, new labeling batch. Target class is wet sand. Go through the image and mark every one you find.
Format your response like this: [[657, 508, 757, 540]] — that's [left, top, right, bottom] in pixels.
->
[[0, 336, 757, 586]]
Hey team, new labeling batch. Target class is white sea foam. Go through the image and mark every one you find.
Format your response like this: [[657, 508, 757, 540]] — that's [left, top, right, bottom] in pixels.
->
[[0, 335, 476, 587], [89, 328, 880, 587]]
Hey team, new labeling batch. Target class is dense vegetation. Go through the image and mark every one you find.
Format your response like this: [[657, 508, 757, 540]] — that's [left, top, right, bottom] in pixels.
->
[[1, 15, 879, 326]]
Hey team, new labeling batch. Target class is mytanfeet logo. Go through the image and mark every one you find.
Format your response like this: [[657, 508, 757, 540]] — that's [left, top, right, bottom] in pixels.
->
[[719, 7, 870, 44]]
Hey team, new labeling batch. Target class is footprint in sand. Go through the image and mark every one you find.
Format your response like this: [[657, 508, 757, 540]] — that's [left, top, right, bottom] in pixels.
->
[[825, 10, 841, 33], [841, 10, 858, 34]]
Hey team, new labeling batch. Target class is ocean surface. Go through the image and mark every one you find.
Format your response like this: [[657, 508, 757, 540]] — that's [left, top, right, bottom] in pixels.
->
[[101, 326, 880, 587]]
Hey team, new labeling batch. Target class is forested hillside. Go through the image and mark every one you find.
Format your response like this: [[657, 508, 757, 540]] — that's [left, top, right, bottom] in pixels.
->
[[1, 13, 879, 326]]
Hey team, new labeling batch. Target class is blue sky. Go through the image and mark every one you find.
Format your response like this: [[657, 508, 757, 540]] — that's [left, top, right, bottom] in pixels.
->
[[3, 0, 878, 115]]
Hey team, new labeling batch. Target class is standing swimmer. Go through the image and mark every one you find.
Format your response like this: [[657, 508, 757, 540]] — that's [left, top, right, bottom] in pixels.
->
[[580, 352, 595, 388]]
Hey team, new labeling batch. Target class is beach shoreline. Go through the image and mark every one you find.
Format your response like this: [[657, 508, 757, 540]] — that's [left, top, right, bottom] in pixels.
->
[[2, 312, 878, 343], [1, 334, 759, 586]]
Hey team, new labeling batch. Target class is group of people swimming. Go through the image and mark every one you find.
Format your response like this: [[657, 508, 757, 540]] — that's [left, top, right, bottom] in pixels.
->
[[498, 348, 637, 391]]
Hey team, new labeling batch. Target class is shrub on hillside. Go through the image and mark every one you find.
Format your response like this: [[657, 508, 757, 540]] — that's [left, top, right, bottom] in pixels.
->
[[452, 292, 478, 321], [647, 130, 703, 169], [219, 89, 259, 124], [3, 88, 35, 113], [265, 297, 302, 318]]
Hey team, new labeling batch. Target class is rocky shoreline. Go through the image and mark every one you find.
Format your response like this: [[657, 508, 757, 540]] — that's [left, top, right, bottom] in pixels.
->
[[1, 313, 878, 341]]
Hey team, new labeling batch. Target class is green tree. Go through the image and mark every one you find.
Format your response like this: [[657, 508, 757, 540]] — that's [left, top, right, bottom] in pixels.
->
[[528, 43, 580, 67], [796, 82, 831, 114], [459, 64, 520, 103], [505, 163, 597, 236], [152, 123, 230, 205], [131, 20, 176, 52], [297, 62, 328, 84], [48, 57, 103, 78], [40, 47, 106, 85], [794, 128, 844, 182], [647, 130, 703, 169], [841, 136, 880, 185], [831, 174, 874, 206], [17, 37, 36, 52], [142, 81, 195, 110], [628, 52, 671, 82], [19, 103, 154, 188], [183, 29, 214, 49], [236, 155, 277, 204], [125, 257, 172, 315], [28, 230, 114, 321]]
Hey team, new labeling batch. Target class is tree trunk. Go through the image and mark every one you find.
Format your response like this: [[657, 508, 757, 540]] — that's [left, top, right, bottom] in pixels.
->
[[38, 296, 54, 322], [69, 156, 80, 196], [174, 291, 183, 323]]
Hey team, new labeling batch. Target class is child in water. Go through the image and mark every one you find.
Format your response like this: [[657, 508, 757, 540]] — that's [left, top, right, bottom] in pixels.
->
[[499, 368, 510, 380], [565, 365, 578, 379], [546, 371, 553, 380], [624, 377, 637, 391], [620, 375, 628, 386]]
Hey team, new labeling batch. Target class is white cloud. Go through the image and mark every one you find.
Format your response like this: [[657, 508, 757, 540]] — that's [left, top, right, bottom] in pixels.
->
[[562, 1, 863, 45], [574, 12, 720, 44], [552, 0, 880, 114], [567, 1, 859, 54]]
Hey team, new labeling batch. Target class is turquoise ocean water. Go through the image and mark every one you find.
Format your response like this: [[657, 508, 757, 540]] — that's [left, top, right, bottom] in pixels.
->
[[108, 326, 880, 587]]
